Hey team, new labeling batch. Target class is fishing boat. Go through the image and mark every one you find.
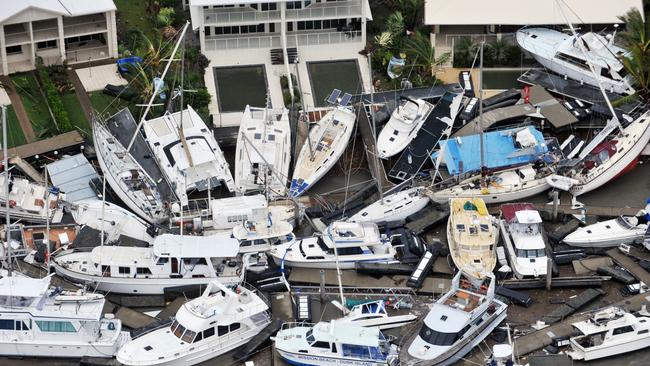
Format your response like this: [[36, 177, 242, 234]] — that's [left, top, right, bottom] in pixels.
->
[[0, 274, 130, 358], [563, 216, 648, 248], [348, 186, 430, 224], [567, 307, 650, 361], [402, 271, 507, 366], [235, 105, 291, 197], [338, 300, 417, 330], [273, 320, 400, 366], [376, 96, 434, 159], [0, 172, 63, 224], [447, 198, 499, 279], [499, 203, 549, 279], [142, 105, 235, 196], [517, 27, 635, 95], [117, 280, 271, 366], [232, 218, 295, 253], [52, 233, 247, 295], [269, 221, 397, 269], [290, 90, 356, 197]]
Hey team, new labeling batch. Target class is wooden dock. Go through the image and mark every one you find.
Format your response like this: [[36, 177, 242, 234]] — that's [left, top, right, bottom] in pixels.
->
[[606, 248, 650, 286], [0, 131, 83, 160]]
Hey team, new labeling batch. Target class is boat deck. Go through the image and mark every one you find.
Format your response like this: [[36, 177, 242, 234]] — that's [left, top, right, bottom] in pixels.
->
[[104, 109, 176, 202]]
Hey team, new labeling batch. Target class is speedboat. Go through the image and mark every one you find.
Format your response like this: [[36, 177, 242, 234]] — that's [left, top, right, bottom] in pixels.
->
[[117, 280, 271, 366], [348, 186, 430, 223], [376, 96, 434, 159], [517, 27, 635, 95], [142, 105, 235, 195], [0, 172, 64, 224], [273, 320, 400, 366], [499, 203, 549, 279], [235, 105, 291, 198], [269, 221, 397, 269], [563, 216, 648, 248], [447, 198, 499, 280], [567, 307, 650, 361], [52, 233, 247, 295], [402, 271, 507, 366], [339, 300, 417, 330], [231, 218, 295, 253], [0, 274, 130, 358], [290, 103, 356, 197]]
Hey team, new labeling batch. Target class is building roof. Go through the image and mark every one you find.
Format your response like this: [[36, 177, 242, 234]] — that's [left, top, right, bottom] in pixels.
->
[[47, 154, 99, 203], [424, 0, 642, 26], [0, 0, 116, 24]]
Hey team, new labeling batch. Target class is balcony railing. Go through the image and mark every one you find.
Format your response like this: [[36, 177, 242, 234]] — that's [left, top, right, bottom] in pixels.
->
[[63, 20, 108, 37], [285, 3, 362, 20], [33, 28, 59, 42], [204, 30, 362, 51], [203, 9, 281, 25], [4, 32, 30, 46]]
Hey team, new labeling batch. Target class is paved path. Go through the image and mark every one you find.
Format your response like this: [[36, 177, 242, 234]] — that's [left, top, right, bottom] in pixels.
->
[[0, 75, 36, 143], [66, 68, 94, 124]]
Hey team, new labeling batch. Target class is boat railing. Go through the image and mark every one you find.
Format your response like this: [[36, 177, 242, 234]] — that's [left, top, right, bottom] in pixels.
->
[[279, 321, 316, 331], [170, 198, 212, 222]]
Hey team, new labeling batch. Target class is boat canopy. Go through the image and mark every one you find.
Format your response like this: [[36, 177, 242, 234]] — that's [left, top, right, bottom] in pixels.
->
[[515, 210, 542, 224], [153, 234, 239, 258], [0, 275, 50, 298]]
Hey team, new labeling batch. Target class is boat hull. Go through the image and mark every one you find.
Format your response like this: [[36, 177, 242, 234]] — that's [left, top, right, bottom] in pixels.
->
[[0, 339, 122, 358], [570, 335, 650, 361], [349, 188, 429, 223], [431, 179, 550, 204], [277, 349, 389, 366]]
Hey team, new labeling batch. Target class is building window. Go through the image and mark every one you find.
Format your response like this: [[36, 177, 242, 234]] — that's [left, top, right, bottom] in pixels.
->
[[37, 40, 57, 50], [288, 22, 293, 31], [35, 321, 76, 333], [205, 26, 211, 36], [269, 24, 275, 33], [261, 3, 277, 11], [6, 45, 22, 55], [250, 4, 258, 9]]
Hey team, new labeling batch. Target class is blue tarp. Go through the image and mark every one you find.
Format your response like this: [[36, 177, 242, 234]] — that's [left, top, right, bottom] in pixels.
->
[[433, 126, 548, 175]]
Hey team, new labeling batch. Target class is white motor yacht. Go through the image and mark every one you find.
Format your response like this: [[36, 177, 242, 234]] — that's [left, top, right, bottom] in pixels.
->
[[269, 221, 397, 269], [567, 307, 650, 361], [0, 275, 130, 358], [447, 198, 499, 280], [273, 320, 399, 366], [0, 172, 64, 224], [499, 203, 549, 279], [402, 271, 507, 366], [142, 105, 234, 196], [348, 186, 430, 224], [563, 216, 648, 248], [232, 218, 295, 253], [376, 96, 434, 159], [517, 27, 635, 95], [339, 300, 417, 330], [290, 102, 356, 197], [235, 105, 291, 198], [52, 233, 246, 295], [117, 280, 271, 366]]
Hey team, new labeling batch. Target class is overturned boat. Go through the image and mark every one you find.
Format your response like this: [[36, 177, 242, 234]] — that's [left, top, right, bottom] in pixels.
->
[[376, 96, 434, 159]]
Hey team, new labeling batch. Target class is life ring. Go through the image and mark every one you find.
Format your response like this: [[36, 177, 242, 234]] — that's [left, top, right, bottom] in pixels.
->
[[8, 200, 16, 208]]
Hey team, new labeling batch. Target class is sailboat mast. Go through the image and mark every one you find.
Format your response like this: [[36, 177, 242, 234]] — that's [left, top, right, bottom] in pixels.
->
[[368, 53, 383, 203], [44, 167, 50, 269], [126, 21, 190, 153], [177, 38, 194, 168], [2, 105, 10, 276], [294, 61, 314, 160], [479, 41, 485, 171]]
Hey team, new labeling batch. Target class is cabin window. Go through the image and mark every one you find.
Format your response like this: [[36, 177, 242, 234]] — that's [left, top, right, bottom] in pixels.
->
[[480, 224, 489, 232], [181, 329, 196, 343], [174, 324, 186, 338], [35, 321, 76, 332], [137, 267, 152, 275], [157, 257, 169, 265], [306, 329, 315, 343], [337, 247, 364, 256], [118, 267, 131, 275], [203, 327, 215, 339], [194, 332, 203, 342], [0, 319, 14, 330], [331, 343, 338, 353], [639, 329, 649, 335], [613, 326, 634, 335], [102, 265, 111, 276], [600, 67, 614, 80], [217, 325, 229, 336], [456, 224, 465, 232], [230, 323, 241, 332], [312, 341, 330, 349], [15, 320, 29, 330], [418, 325, 461, 346], [342, 344, 371, 358]]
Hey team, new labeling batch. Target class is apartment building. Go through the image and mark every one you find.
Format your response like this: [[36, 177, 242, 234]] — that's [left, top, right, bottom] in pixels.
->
[[0, 0, 118, 75], [189, 0, 372, 128]]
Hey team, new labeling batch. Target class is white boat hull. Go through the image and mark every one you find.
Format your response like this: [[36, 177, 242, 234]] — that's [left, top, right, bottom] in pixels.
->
[[0, 337, 125, 358], [431, 179, 550, 204], [270, 256, 397, 270], [277, 349, 389, 366], [349, 187, 429, 223], [53, 263, 240, 295], [569, 334, 650, 361]]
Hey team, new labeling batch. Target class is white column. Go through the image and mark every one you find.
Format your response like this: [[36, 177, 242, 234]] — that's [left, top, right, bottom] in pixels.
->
[[57, 16, 66, 62], [361, 0, 366, 44], [0, 25, 7, 75], [27, 21, 35, 67], [280, 2, 294, 102], [199, 8, 206, 52], [107, 11, 118, 58]]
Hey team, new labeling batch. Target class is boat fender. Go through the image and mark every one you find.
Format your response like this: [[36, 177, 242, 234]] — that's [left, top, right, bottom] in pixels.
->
[[108, 322, 115, 331], [8, 200, 16, 208]]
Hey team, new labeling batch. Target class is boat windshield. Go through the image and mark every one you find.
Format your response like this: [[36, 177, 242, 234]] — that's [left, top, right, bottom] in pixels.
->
[[516, 249, 546, 258], [341, 343, 387, 361], [616, 216, 635, 229], [418, 324, 464, 346], [305, 329, 315, 343]]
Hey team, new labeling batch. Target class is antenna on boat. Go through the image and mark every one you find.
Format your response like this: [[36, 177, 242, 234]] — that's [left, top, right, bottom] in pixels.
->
[[44, 165, 50, 271], [2, 105, 10, 276], [125, 21, 191, 154], [368, 53, 383, 204]]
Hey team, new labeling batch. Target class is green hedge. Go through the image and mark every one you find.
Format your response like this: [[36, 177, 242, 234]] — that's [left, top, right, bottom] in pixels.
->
[[36, 59, 73, 133]]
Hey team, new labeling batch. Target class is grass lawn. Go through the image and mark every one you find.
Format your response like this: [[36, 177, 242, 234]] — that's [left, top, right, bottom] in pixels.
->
[[0, 106, 27, 148], [114, 0, 158, 43], [11, 72, 54, 139], [60, 92, 91, 137], [89, 92, 139, 120]]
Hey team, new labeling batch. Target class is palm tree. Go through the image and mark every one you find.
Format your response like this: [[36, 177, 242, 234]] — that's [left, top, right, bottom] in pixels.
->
[[618, 8, 650, 99], [486, 39, 509, 66], [391, 0, 423, 30], [453, 37, 478, 68], [405, 31, 450, 82]]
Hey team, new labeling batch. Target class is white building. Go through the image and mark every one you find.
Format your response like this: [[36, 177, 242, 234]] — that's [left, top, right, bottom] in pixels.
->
[[0, 0, 118, 75], [189, 0, 372, 128], [423, 0, 643, 65]]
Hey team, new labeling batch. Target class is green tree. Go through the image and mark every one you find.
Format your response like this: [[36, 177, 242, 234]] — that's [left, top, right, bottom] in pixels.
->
[[453, 37, 478, 68], [486, 39, 509, 66], [404, 32, 449, 84], [391, 0, 423, 30], [618, 8, 650, 99]]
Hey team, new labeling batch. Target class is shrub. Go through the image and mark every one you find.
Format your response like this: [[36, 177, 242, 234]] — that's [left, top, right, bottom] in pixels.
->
[[157, 7, 175, 27], [35, 58, 73, 133], [189, 88, 211, 110]]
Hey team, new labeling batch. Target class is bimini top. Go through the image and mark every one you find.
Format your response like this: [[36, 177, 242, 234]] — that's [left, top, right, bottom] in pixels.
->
[[153, 234, 240, 258], [0, 275, 50, 298], [434, 126, 548, 175], [313, 320, 381, 347]]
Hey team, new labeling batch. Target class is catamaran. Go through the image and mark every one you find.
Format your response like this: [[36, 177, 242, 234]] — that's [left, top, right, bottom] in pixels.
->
[[52, 233, 247, 295], [402, 271, 507, 366], [376, 96, 434, 159], [290, 90, 356, 197], [0, 274, 130, 358], [117, 280, 271, 366], [236, 104, 291, 198], [447, 198, 499, 280]]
